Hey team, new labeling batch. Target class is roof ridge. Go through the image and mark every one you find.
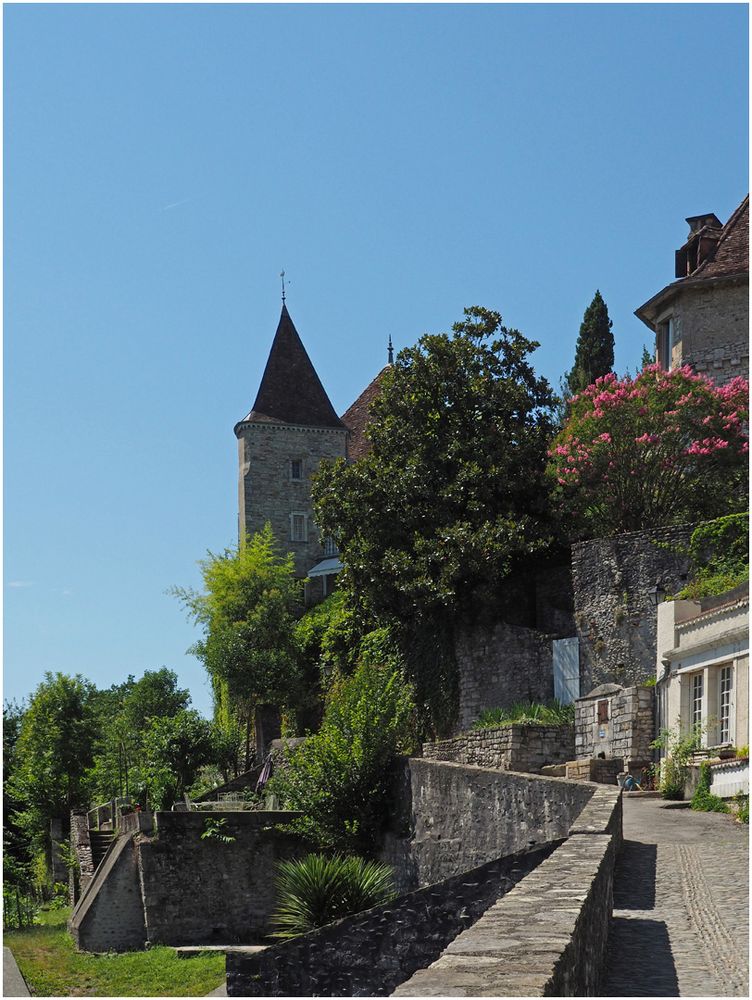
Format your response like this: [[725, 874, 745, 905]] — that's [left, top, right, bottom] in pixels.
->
[[692, 193, 749, 277]]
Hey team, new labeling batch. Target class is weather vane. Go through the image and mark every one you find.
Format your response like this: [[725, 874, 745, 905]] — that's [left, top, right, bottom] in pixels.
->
[[280, 269, 287, 304], [388, 334, 394, 365]]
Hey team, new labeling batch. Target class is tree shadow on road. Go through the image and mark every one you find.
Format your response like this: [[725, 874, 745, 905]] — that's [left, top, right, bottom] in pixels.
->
[[604, 917, 679, 996], [613, 840, 657, 910]]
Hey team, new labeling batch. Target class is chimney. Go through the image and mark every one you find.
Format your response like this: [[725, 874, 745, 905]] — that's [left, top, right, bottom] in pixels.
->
[[675, 212, 723, 278]]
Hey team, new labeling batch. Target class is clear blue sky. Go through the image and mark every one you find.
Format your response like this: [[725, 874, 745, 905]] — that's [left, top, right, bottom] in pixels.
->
[[4, 3, 748, 716]]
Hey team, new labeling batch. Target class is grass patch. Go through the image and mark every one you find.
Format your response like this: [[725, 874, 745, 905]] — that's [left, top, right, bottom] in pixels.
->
[[4, 907, 225, 997], [472, 699, 574, 730]]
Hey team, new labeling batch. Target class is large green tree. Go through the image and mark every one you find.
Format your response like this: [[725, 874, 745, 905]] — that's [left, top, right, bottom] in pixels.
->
[[564, 290, 615, 399], [173, 524, 303, 757], [313, 307, 556, 731], [7, 674, 100, 859]]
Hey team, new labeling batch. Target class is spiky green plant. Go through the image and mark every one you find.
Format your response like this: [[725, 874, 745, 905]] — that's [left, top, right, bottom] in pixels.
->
[[271, 854, 396, 938], [472, 699, 574, 730]]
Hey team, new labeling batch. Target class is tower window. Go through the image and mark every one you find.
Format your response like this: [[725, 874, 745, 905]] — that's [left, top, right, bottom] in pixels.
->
[[290, 512, 308, 542], [290, 459, 303, 481]]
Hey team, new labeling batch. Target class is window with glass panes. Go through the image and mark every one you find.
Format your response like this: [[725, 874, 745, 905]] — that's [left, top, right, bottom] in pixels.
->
[[691, 673, 703, 729], [719, 666, 732, 743]]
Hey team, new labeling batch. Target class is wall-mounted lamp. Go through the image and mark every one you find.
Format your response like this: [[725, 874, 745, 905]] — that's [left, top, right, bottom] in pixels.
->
[[650, 581, 666, 607]]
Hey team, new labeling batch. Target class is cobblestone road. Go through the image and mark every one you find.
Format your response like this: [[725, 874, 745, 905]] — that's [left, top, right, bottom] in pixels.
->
[[604, 795, 749, 997]]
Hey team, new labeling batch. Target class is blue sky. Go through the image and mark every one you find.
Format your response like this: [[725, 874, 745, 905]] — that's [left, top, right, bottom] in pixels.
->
[[4, 3, 748, 716]]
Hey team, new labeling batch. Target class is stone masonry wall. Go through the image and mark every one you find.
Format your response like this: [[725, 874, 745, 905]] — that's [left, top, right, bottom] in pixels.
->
[[674, 280, 749, 384], [422, 724, 574, 774], [575, 685, 655, 762], [70, 835, 146, 952], [456, 623, 555, 732], [137, 811, 303, 945], [572, 525, 693, 690], [393, 833, 616, 998], [237, 422, 347, 577], [226, 844, 554, 997], [397, 759, 594, 886], [69, 811, 95, 905]]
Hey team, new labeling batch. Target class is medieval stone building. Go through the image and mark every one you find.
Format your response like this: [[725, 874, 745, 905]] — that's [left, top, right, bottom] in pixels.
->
[[635, 194, 749, 383], [234, 304, 387, 602]]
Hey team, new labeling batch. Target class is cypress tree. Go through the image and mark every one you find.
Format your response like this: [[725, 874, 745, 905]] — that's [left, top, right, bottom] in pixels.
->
[[564, 290, 614, 397]]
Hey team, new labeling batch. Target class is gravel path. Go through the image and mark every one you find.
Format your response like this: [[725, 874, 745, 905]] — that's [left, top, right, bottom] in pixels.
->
[[604, 795, 749, 997]]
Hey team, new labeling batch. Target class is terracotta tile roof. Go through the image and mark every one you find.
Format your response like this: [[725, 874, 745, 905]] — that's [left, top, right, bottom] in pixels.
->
[[237, 305, 344, 429], [341, 366, 390, 460], [691, 195, 749, 279]]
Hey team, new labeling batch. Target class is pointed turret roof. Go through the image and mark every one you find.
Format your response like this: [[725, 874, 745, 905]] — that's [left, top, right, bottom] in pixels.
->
[[237, 305, 344, 429]]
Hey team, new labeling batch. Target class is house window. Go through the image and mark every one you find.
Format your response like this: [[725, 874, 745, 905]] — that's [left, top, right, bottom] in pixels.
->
[[719, 666, 732, 744], [657, 317, 674, 370], [323, 536, 338, 557], [290, 459, 303, 481], [290, 512, 307, 542], [691, 673, 703, 729]]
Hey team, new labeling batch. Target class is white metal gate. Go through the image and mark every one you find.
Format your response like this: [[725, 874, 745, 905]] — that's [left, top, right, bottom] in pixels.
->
[[553, 637, 580, 704]]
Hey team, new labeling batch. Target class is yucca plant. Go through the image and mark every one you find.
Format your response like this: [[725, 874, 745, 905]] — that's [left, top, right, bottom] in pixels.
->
[[271, 854, 396, 938]]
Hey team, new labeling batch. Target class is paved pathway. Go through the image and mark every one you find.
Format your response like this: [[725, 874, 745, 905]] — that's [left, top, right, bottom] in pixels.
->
[[604, 795, 749, 997], [3, 947, 31, 997]]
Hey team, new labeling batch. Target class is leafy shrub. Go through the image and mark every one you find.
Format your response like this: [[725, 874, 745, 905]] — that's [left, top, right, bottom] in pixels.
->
[[674, 514, 749, 600], [690, 762, 729, 813], [735, 793, 749, 824], [2, 885, 40, 930], [736, 745, 749, 760], [269, 661, 415, 854], [650, 723, 703, 800], [200, 817, 236, 844], [272, 854, 395, 937], [472, 700, 574, 730]]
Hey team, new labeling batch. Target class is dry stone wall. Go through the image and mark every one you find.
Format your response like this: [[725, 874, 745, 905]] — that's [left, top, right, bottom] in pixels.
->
[[69, 811, 95, 905], [422, 724, 574, 773], [572, 525, 693, 690]]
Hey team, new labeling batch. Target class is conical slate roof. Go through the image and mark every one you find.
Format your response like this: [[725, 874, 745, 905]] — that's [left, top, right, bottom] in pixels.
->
[[237, 305, 344, 429]]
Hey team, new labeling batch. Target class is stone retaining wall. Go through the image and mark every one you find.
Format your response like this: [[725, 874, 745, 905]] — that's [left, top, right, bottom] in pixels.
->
[[226, 844, 555, 997], [422, 724, 574, 774]]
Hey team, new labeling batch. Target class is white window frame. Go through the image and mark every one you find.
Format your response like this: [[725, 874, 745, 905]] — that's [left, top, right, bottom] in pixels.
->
[[323, 536, 338, 557], [290, 511, 308, 542], [719, 665, 733, 745], [691, 672, 703, 730], [290, 458, 303, 482]]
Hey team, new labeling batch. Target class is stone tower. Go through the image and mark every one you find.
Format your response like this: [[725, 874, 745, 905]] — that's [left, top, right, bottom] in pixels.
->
[[234, 305, 348, 593]]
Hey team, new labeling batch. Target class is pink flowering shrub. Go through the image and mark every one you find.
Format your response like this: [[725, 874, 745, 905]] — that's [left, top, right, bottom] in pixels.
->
[[548, 365, 748, 536]]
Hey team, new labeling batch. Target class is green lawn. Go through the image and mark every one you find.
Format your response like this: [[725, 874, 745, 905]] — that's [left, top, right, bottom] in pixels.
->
[[5, 908, 225, 997]]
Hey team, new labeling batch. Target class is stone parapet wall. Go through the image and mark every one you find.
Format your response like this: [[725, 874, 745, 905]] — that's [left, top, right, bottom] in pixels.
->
[[395, 759, 594, 887], [572, 525, 693, 690], [456, 623, 556, 731], [422, 724, 574, 774], [393, 833, 616, 997], [70, 835, 146, 952], [226, 844, 554, 998]]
